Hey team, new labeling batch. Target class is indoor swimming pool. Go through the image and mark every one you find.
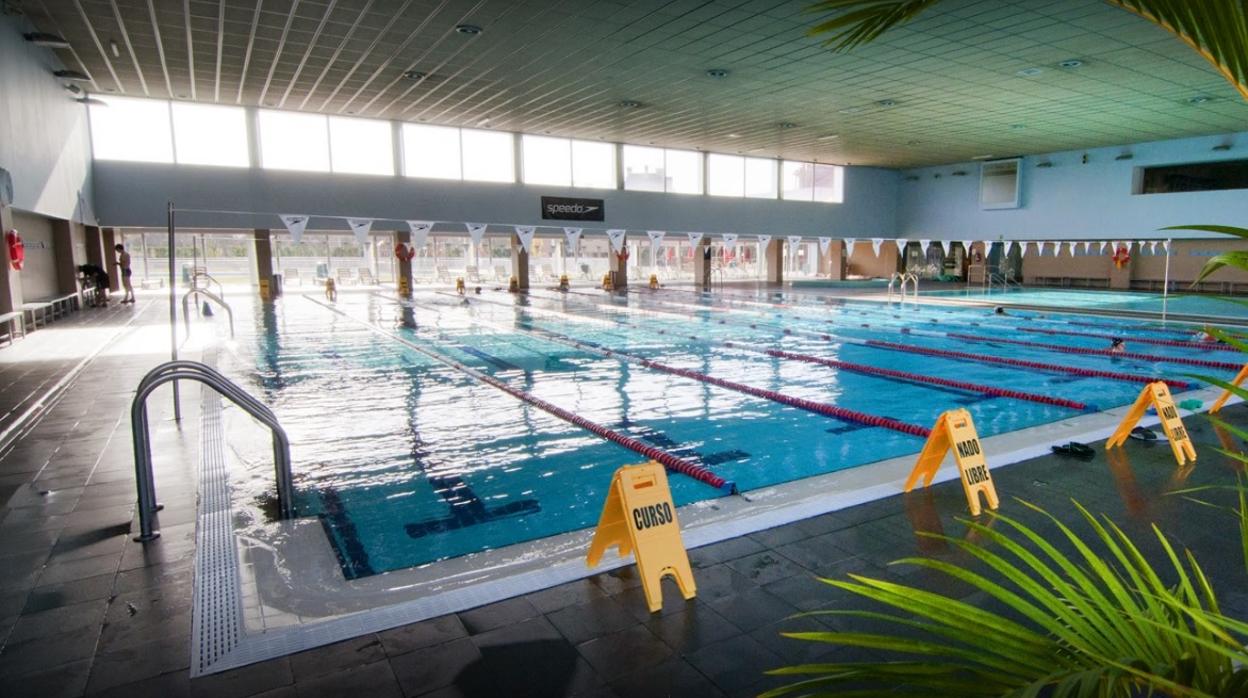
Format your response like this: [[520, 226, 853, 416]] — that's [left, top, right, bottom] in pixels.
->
[[225, 288, 1242, 579], [925, 287, 1248, 319]]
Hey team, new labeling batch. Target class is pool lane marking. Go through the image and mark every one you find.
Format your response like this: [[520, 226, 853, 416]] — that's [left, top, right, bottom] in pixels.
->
[[531, 288, 1181, 391], [303, 296, 733, 493], [449, 291, 1089, 413], [416, 295, 932, 437], [1015, 326, 1240, 352], [945, 333, 1242, 371]]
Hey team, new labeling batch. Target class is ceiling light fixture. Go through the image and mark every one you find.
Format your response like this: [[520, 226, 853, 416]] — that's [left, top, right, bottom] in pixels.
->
[[778, 121, 797, 129], [109, 39, 120, 58], [705, 68, 729, 79], [816, 134, 839, 141], [403, 70, 427, 81], [53, 69, 91, 82], [1036, 160, 1053, 168], [24, 32, 70, 48], [970, 154, 995, 160], [455, 24, 483, 35], [75, 95, 107, 106], [62, 83, 82, 95], [1010, 124, 1026, 130], [951, 170, 968, 176], [618, 99, 641, 109], [1058, 59, 1083, 69], [476, 117, 491, 127], [1016, 67, 1044, 77], [903, 175, 920, 181], [1187, 95, 1211, 104], [876, 99, 897, 107], [727, 133, 741, 138]]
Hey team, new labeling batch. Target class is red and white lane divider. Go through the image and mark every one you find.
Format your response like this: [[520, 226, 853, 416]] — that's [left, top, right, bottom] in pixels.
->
[[316, 296, 734, 493], [1017, 326, 1239, 352], [945, 333, 1241, 371]]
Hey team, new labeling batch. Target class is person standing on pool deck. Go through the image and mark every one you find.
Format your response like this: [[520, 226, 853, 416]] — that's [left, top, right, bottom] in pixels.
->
[[113, 244, 135, 304]]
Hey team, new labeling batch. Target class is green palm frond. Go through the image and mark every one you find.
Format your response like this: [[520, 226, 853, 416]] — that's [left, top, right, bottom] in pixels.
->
[[805, 1, 1248, 100], [766, 500, 1248, 697]]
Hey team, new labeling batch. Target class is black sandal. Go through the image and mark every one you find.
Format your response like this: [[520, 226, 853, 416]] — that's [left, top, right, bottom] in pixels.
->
[[1051, 442, 1095, 460]]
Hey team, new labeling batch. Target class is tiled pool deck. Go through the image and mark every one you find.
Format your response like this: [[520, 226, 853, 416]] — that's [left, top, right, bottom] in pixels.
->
[[1, 289, 1246, 697]]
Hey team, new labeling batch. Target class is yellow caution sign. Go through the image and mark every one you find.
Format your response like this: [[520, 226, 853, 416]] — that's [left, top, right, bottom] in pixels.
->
[[602, 273, 614, 291], [904, 408, 1000, 516], [649, 274, 659, 289], [558, 274, 569, 291], [258, 278, 271, 301], [587, 462, 696, 613], [1107, 381, 1196, 466], [1210, 363, 1248, 414], [508, 276, 519, 293], [398, 277, 410, 296], [455, 277, 465, 295]]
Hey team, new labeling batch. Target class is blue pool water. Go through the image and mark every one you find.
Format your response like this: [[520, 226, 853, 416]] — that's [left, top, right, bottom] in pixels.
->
[[229, 288, 1242, 578], [924, 287, 1248, 319]]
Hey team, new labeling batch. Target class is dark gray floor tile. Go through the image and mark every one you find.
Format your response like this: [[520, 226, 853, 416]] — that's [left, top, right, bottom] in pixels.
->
[[457, 597, 539, 635], [643, 602, 741, 654], [708, 587, 798, 634], [36, 552, 120, 586], [87, 669, 191, 698], [23, 572, 115, 614], [687, 536, 767, 568], [609, 658, 725, 698], [189, 657, 293, 698], [526, 578, 609, 614], [575, 626, 673, 681], [8, 597, 108, 643], [390, 637, 481, 696], [85, 634, 191, 694], [289, 634, 386, 682], [294, 658, 401, 698], [546, 595, 639, 645], [0, 626, 100, 677], [685, 635, 784, 692], [724, 551, 806, 586], [378, 615, 467, 657], [4, 657, 92, 698]]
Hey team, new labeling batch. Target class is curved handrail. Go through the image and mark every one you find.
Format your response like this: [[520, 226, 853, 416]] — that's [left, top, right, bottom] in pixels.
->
[[131, 361, 293, 541], [181, 288, 235, 341], [191, 269, 225, 299]]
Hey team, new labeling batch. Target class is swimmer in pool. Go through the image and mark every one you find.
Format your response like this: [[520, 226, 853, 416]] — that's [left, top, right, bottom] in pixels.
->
[[1194, 329, 1218, 343], [994, 306, 1006, 315], [1109, 338, 1126, 354]]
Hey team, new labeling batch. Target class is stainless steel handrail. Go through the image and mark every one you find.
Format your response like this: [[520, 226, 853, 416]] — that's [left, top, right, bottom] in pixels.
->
[[181, 288, 235, 340], [131, 360, 294, 541], [191, 269, 225, 299], [888, 272, 919, 303]]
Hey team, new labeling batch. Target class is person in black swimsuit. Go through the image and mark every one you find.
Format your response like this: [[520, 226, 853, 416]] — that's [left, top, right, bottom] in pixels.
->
[[114, 244, 135, 304]]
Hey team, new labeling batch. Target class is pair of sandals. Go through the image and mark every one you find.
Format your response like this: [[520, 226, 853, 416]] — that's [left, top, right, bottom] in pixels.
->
[[1051, 427, 1165, 460]]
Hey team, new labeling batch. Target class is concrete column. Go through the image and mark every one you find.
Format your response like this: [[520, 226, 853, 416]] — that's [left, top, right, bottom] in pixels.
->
[[1108, 242, 1134, 290], [51, 219, 81, 295], [84, 225, 104, 270], [101, 228, 120, 291], [693, 236, 712, 290], [611, 242, 628, 288], [828, 240, 845, 280], [510, 234, 530, 290], [764, 239, 784, 285], [395, 230, 413, 296], [254, 229, 276, 299], [0, 204, 22, 313]]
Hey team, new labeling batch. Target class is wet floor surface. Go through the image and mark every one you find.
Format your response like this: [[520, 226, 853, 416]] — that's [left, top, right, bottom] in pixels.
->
[[1, 291, 1247, 697]]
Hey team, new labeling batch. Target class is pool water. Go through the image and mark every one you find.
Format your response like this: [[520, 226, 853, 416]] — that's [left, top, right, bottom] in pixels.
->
[[228, 288, 1243, 578], [924, 287, 1248, 319]]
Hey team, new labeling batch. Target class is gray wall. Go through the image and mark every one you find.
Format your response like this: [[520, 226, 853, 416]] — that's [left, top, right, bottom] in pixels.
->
[[0, 15, 94, 222], [898, 130, 1248, 241], [12, 210, 58, 300], [92, 161, 900, 238]]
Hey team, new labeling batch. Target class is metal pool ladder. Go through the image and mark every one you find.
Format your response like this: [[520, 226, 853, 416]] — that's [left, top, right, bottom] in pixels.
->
[[130, 360, 294, 541], [888, 272, 919, 302]]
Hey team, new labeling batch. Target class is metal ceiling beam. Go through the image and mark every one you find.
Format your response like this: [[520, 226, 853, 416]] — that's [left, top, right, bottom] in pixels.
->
[[34, 0, 100, 93], [257, 0, 301, 107], [236, 0, 264, 104], [214, 0, 224, 102], [277, 0, 339, 109], [295, 0, 375, 111], [109, 0, 149, 96], [338, 0, 462, 115], [315, 0, 418, 113], [147, 0, 173, 96], [71, 0, 124, 93], [183, 0, 196, 100]]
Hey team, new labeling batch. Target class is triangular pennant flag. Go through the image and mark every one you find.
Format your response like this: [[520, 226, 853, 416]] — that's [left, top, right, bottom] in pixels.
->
[[646, 230, 666, 247], [721, 233, 738, 247], [786, 235, 803, 248], [1005, 240, 1016, 256], [919, 239, 931, 256], [280, 214, 309, 244], [466, 223, 488, 246], [982, 241, 994, 255], [960, 240, 973, 256], [871, 238, 884, 256], [757, 234, 772, 246], [843, 237, 856, 257], [514, 225, 536, 253], [347, 218, 373, 244], [564, 227, 583, 254], [818, 238, 833, 256], [407, 220, 433, 249], [894, 239, 907, 255], [1161, 240, 1170, 252], [606, 229, 627, 253], [686, 232, 704, 247]]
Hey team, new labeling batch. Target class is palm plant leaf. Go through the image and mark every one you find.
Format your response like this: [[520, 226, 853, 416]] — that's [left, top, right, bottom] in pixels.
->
[[805, 1, 1248, 100], [766, 500, 1248, 696]]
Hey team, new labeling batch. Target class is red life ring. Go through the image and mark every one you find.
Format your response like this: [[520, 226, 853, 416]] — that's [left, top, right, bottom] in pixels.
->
[[394, 242, 416, 261], [616, 247, 630, 262], [1112, 243, 1131, 269], [6, 230, 24, 271]]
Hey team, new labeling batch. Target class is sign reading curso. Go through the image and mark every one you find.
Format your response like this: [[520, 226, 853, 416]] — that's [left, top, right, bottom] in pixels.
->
[[541, 196, 605, 221]]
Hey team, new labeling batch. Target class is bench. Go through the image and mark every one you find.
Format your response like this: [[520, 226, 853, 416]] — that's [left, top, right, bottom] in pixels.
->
[[0, 310, 24, 345], [48, 292, 81, 319], [22, 301, 53, 331]]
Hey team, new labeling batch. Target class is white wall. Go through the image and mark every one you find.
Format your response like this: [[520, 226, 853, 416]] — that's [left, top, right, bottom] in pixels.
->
[[0, 15, 94, 222], [91, 161, 900, 239], [12, 210, 58, 299], [898, 131, 1248, 240]]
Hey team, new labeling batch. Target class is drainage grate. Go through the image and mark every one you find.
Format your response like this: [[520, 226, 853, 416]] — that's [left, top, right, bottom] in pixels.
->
[[190, 385, 244, 676]]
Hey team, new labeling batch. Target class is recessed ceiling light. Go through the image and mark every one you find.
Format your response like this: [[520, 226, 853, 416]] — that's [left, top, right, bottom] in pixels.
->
[[1010, 124, 1026, 130], [24, 32, 70, 48], [727, 133, 741, 138], [109, 39, 120, 58], [1058, 59, 1083, 69], [1016, 67, 1044, 77], [618, 99, 641, 109], [705, 68, 729, 79], [75, 96, 107, 106], [838, 106, 864, 115], [876, 99, 897, 107], [53, 69, 91, 82], [403, 70, 427, 81], [778, 121, 797, 129], [455, 24, 482, 35], [476, 117, 491, 127], [816, 134, 839, 141], [1188, 95, 1211, 104]]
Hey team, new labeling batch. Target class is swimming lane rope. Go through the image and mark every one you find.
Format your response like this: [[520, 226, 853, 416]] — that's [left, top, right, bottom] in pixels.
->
[[1017, 326, 1240, 352], [308, 297, 734, 493], [946, 333, 1241, 371]]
